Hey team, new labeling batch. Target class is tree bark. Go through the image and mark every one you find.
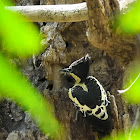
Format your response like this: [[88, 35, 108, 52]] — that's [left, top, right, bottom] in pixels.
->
[[0, 0, 138, 140], [86, 0, 137, 65]]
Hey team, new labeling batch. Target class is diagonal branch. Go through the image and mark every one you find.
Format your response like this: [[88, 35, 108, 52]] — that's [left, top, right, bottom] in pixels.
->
[[5, 2, 88, 22]]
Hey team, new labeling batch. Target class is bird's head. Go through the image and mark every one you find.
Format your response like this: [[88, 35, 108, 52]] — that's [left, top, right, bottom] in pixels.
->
[[60, 54, 90, 83]]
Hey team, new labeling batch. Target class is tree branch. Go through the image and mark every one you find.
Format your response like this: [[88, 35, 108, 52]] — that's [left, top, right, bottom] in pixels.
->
[[5, 1, 135, 23], [5, 2, 88, 22]]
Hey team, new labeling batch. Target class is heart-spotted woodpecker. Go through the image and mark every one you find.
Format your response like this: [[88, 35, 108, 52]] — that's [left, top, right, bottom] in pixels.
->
[[60, 54, 113, 133]]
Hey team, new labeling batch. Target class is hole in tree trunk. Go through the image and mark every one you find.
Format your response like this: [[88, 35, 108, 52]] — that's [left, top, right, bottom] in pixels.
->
[[46, 84, 53, 91]]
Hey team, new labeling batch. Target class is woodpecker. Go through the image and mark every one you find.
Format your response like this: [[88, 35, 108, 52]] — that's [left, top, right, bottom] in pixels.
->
[[60, 54, 113, 133]]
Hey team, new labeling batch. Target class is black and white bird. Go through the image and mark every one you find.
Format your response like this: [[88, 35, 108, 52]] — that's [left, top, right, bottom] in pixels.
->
[[60, 54, 113, 133]]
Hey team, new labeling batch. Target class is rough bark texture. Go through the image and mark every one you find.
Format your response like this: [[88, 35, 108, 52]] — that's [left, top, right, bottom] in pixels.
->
[[86, 0, 137, 65], [0, 0, 138, 140]]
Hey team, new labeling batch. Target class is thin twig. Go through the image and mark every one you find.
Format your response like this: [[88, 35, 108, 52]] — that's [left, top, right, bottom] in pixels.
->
[[117, 73, 140, 95]]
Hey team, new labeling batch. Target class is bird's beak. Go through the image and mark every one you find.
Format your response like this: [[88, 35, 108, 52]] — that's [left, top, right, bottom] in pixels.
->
[[60, 68, 71, 74]]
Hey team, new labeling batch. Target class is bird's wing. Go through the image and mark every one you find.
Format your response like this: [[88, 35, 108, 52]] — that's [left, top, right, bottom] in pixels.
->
[[69, 76, 109, 120]]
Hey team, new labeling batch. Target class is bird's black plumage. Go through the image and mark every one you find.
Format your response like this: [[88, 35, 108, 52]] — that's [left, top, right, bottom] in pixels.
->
[[71, 76, 104, 108], [61, 54, 113, 133]]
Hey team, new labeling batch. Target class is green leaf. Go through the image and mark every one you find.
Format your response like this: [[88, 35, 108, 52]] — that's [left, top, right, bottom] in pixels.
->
[[0, 1, 63, 138], [0, 54, 62, 137], [120, 64, 140, 104], [0, 3, 42, 57], [124, 75, 140, 104], [103, 128, 140, 140], [119, 0, 140, 34]]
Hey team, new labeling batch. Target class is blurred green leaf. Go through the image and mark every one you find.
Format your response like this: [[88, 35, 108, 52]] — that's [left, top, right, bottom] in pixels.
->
[[103, 128, 140, 140], [0, 54, 62, 137], [121, 64, 140, 104], [0, 0, 14, 6], [0, 2, 42, 57], [0, 0, 63, 138], [124, 79, 140, 104], [118, 0, 140, 34], [130, 128, 140, 140]]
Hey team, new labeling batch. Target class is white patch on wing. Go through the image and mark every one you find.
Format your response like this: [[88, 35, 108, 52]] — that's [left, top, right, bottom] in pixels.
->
[[68, 88, 108, 120]]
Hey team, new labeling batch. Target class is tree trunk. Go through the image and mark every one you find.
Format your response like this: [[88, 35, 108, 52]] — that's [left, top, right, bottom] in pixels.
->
[[0, 0, 138, 140]]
